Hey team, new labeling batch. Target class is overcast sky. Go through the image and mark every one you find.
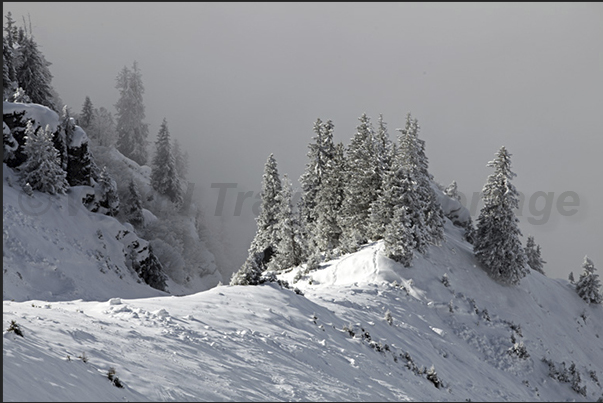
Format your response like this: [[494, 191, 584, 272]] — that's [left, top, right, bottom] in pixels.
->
[[5, 2, 602, 281]]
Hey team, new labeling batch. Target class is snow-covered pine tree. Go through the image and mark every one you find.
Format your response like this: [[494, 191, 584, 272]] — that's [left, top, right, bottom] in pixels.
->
[[268, 174, 304, 272], [312, 141, 345, 258], [173, 138, 189, 181], [150, 118, 182, 205], [575, 256, 602, 304], [14, 30, 56, 111], [339, 113, 380, 253], [247, 153, 282, 267], [397, 113, 444, 247], [444, 180, 461, 201], [3, 121, 18, 163], [525, 235, 546, 275], [96, 166, 120, 217], [88, 106, 116, 147], [114, 61, 149, 166], [298, 118, 336, 257], [19, 121, 68, 195], [369, 143, 398, 241], [383, 202, 416, 268], [230, 251, 264, 286], [3, 13, 18, 96], [373, 114, 393, 187], [125, 178, 144, 228], [473, 146, 527, 285], [79, 96, 94, 130]]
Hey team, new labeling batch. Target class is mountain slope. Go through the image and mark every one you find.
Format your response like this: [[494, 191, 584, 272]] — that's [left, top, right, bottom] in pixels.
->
[[3, 218, 602, 401]]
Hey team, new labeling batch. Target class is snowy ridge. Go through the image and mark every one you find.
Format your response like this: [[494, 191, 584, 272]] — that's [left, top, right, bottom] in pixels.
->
[[3, 217, 602, 401]]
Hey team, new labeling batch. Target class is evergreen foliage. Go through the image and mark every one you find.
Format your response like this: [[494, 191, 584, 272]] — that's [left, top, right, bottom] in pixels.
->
[[298, 118, 336, 256], [173, 138, 189, 181], [19, 120, 68, 195], [525, 235, 546, 275], [339, 113, 380, 252], [248, 154, 282, 266], [95, 166, 120, 217], [268, 174, 304, 271], [13, 31, 55, 110], [575, 256, 602, 304], [79, 96, 94, 130], [124, 178, 144, 228], [150, 118, 182, 205], [114, 61, 149, 165], [473, 146, 527, 285], [312, 142, 345, 257]]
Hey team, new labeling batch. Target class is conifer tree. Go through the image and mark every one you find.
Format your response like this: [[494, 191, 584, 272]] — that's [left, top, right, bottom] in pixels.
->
[[575, 256, 602, 304], [444, 180, 461, 201], [268, 174, 304, 271], [298, 118, 336, 256], [473, 146, 527, 285], [14, 31, 55, 110], [20, 121, 68, 195], [3, 121, 18, 163], [125, 178, 144, 228], [150, 118, 182, 205], [79, 96, 94, 130], [248, 154, 282, 266], [315, 141, 346, 255], [96, 166, 120, 217], [525, 235, 546, 275], [3, 13, 18, 93], [173, 138, 189, 181], [339, 113, 380, 252], [115, 61, 149, 165], [88, 106, 116, 147], [397, 113, 444, 246], [383, 202, 415, 268]]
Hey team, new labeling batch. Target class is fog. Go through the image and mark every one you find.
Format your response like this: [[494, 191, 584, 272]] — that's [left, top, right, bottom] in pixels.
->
[[4, 2, 602, 281]]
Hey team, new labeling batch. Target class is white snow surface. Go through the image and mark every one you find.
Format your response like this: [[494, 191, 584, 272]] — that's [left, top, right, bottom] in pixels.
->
[[4, 209, 603, 401]]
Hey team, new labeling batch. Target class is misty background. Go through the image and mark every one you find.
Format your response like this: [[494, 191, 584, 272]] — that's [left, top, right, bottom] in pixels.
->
[[4, 2, 602, 281]]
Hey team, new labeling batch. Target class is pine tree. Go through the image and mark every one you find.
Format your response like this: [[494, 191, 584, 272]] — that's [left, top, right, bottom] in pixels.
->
[[3, 13, 18, 96], [79, 96, 94, 130], [397, 113, 444, 246], [248, 154, 282, 267], [473, 146, 527, 285], [444, 180, 461, 201], [173, 138, 189, 181], [298, 118, 336, 256], [3, 121, 18, 163], [20, 121, 68, 195], [14, 31, 55, 110], [575, 256, 602, 304], [150, 118, 182, 205], [96, 166, 120, 217], [313, 142, 345, 257], [87, 106, 116, 147], [114, 61, 149, 165], [230, 251, 264, 286], [383, 203, 415, 268], [268, 174, 304, 271], [339, 113, 380, 252], [125, 178, 144, 228], [525, 235, 546, 275]]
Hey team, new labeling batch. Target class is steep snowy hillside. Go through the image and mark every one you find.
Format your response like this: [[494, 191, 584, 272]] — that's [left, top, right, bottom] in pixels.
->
[[3, 101, 222, 300], [3, 219, 602, 401]]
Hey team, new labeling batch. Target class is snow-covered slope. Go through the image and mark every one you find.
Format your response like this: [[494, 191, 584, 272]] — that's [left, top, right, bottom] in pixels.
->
[[4, 218, 602, 401]]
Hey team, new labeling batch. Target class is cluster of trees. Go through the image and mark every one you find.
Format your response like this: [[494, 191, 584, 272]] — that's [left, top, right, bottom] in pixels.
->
[[231, 112, 446, 285], [233, 112, 600, 303], [3, 13, 217, 290], [3, 12, 60, 111]]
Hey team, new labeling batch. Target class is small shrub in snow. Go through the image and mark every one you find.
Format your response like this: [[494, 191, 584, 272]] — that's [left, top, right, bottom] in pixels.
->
[[107, 367, 123, 388], [508, 341, 530, 359], [78, 352, 88, 363], [7, 320, 23, 337], [575, 256, 602, 304], [441, 273, 450, 288], [426, 365, 443, 388], [384, 309, 393, 325]]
